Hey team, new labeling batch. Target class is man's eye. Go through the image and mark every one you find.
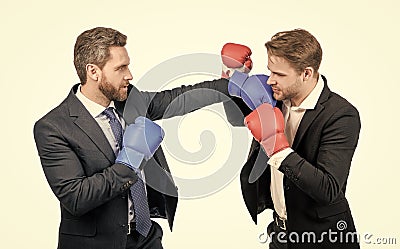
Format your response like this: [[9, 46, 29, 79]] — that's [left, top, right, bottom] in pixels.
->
[[273, 72, 284, 77]]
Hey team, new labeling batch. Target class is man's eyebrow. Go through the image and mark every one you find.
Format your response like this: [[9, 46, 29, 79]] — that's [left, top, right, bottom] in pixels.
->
[[115, 63, 130, 69]]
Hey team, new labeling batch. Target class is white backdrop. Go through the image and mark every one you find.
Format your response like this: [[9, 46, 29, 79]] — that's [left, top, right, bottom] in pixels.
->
[[1, 0, 399, 248]]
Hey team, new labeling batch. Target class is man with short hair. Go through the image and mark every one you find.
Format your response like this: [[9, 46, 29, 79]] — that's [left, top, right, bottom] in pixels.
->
[[33, 27, 253, 249], [227, 29, 361, 248]]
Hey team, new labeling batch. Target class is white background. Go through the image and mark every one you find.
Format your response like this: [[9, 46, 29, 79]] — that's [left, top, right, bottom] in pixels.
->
[[1, 0, 399, 248]]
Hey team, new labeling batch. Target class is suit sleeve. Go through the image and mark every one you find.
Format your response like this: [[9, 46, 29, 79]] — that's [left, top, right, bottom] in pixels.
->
[[33, 119, 138, 217], [222, 97, 252, 127], [141, 78, 232, 120], [278, 105, 361, 205]]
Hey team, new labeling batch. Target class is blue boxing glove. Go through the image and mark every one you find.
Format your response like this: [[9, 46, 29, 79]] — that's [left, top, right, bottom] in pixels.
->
[[116, 116, 165, 170], [228, 71, 276, 110]]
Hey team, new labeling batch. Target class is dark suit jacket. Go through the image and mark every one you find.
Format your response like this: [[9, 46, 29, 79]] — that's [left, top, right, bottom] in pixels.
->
[[224, 76, 361, 248], [34, 79, 229, 249]]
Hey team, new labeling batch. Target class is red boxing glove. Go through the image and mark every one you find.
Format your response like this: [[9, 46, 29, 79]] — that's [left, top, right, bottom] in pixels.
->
[[244, 103, 289, 157], [221, 43, 252, 78]]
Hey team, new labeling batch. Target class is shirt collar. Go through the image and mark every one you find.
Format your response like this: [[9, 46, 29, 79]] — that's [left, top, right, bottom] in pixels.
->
[[75, 85, 116, 118], [283, 74, 324, 111]]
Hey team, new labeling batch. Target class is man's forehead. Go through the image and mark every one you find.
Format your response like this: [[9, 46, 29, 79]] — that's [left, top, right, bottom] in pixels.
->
[[268, 55, 291, 69], [108, 46, 130, 63], [109, 46, 128, 56], [267, 55, 298, 76], [268, 55, 285, 65]]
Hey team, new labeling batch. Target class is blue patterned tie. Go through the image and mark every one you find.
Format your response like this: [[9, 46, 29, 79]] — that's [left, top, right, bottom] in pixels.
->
[[130, 178, 152, 237], [103, 107, 152, 237], [102, 107, 123, 149]]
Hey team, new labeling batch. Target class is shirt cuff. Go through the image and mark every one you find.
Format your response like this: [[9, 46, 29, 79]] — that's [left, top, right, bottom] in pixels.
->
[[267, 148, 294, 169]]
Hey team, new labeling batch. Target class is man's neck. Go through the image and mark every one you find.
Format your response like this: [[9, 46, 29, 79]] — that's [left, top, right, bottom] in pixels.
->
[[290, 76, 319, 107], [80, 83, 110, 107]]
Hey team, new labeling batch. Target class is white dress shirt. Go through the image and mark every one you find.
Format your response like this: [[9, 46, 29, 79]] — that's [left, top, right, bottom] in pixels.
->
[[75, 86, 137, 223], [267, 75, 324, 220]]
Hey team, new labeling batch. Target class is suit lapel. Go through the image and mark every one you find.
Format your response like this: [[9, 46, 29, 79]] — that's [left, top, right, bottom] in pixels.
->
[[291, 76, 330, 150], [67, 84, 116, 163], [291, 103, 324, 150]]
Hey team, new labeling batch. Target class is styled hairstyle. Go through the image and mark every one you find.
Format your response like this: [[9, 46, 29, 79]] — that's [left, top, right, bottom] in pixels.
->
[[74, 27, 127, 84], [265, 29, 322, 77]]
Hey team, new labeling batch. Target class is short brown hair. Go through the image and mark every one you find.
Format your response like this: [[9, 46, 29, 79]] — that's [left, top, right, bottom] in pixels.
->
[[74, 27, 127, 84], [265, 29, 322, 76]]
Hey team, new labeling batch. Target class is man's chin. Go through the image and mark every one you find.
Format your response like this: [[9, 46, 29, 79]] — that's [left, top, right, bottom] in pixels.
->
[[116, 95, 128, 102], [273, 93, 284, 101], [113, 91, 128, 102]]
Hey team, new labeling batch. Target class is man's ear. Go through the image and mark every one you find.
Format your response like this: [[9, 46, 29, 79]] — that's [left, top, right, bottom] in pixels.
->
[[303, 67, 314, 81], [86, 64, 101, 81]]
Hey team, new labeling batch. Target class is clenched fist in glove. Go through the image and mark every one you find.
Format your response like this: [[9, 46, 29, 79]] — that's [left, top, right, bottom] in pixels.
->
[[228, 71, 276, 110], [221, 43, 253, 78], [244, 103, 289, 157], [116, 116, 165, 170]]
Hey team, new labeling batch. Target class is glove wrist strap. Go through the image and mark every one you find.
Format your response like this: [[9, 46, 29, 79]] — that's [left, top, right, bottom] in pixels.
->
[[260, 133, 290, 157], [116, 147, 145, 170]]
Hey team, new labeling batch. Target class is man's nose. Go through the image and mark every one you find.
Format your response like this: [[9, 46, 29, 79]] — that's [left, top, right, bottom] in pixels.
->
[[266, 75, 274, 85], [125, 69, 133, 80]]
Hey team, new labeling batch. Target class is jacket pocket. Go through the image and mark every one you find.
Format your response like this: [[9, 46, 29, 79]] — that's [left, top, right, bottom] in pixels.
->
[[60, 218, 96, 237], [315, 199, 349, 219]]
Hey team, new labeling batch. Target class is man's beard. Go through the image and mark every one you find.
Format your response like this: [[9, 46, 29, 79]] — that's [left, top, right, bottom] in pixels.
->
[[99, 78, 127, 102], [278, 77, 303, 101]]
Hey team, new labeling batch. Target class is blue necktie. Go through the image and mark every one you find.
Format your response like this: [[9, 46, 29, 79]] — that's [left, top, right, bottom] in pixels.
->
[[103, 107, 152, 237], [102, 107, 123, 149], [129, 177, 152, 237]]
